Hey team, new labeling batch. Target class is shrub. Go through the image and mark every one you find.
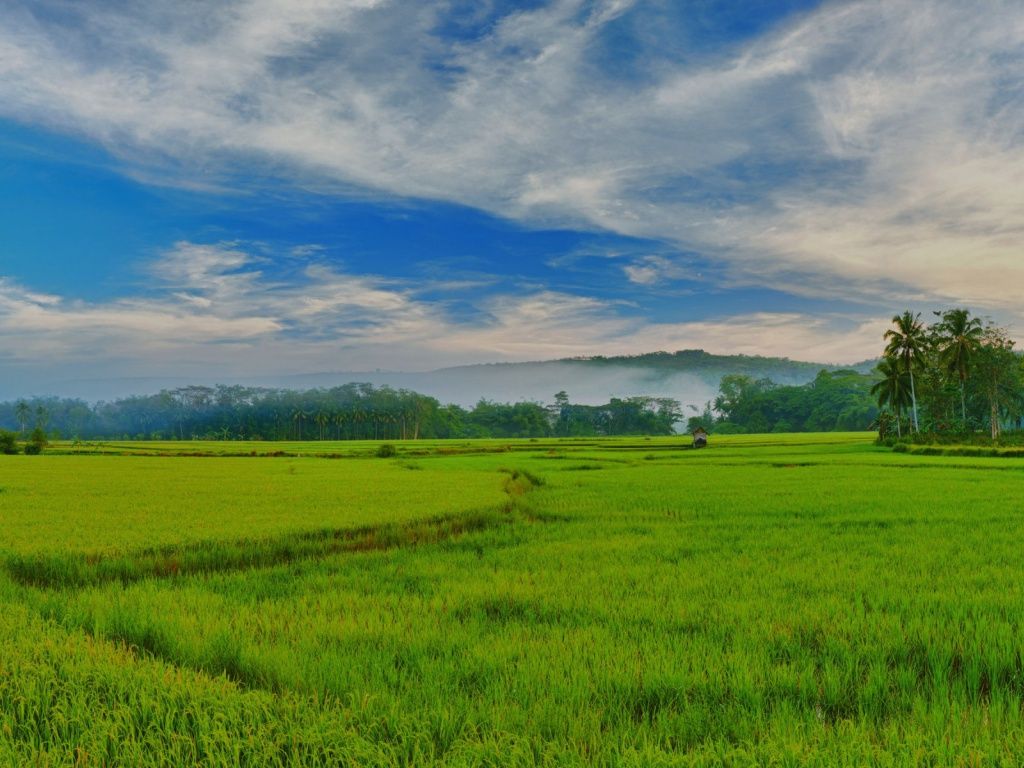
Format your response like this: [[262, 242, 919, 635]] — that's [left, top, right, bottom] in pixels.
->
[[376, 444, 397, 458], [0, 430, 17, 455], [23, 444, 42, 455], [28, 427, 48, 453]]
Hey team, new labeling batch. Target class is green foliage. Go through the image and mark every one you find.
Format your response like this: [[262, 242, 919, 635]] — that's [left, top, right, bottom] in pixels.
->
[[712, 370, 879, 434], [884, 311, 928, 431], [685, 400, 716, 434], [873, 309, 1024, 440], [29, 426, 48, 450], [375, 443, 397, 458], [0, 385, 685, 441], [0, 430, 16, 455]]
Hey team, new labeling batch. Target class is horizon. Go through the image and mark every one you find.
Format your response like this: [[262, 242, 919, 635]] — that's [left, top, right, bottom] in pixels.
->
[[2, 1, 1022, 393], [0, 346, 879, 404]]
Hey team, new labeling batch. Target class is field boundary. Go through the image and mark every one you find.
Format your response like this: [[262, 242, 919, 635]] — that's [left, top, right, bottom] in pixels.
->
[[894, 443, 1024, 458], [7, 468, 546, 589]]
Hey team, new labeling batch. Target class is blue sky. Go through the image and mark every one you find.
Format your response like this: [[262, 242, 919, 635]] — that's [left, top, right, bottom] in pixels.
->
[[1, 0, 1022, 394]]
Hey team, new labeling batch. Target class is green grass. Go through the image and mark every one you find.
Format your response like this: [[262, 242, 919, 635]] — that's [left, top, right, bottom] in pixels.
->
[[0, 456, 507, 556], [2, 433, 1024, 765]]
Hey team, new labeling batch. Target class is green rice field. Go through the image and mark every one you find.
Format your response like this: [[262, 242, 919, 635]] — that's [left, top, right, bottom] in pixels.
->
[[1, 432, 1023, 765]]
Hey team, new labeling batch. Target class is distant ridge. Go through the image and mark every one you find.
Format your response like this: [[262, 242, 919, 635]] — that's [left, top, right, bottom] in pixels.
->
[[437, 349, 878, 382], [12, 349, 878, 408]]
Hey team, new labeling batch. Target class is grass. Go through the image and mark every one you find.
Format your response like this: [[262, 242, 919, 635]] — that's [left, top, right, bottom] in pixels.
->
[[0, 455, 507, 556], [2, 432, 1024, 765]]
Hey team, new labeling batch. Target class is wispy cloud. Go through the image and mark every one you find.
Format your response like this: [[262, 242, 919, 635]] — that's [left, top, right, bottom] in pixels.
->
[[0, 0, 1021, 382], [0, 242, 886, 391]]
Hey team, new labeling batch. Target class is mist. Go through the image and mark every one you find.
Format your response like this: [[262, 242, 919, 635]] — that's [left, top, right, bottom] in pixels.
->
[[0, 362, 727, 412]]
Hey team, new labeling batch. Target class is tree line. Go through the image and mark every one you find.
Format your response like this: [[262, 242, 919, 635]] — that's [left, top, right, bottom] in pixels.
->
[[0, 384, 683, 441], [871, 309, 1023, 439], [685, 369, 880, 434]]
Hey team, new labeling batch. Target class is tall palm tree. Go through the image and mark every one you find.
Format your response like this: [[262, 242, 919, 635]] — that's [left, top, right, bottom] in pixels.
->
[[14, 401, 29, 437], [332, 411, 347, 440], [884, 311, 926, 432], [292, 410, 307, 440], [34, 405, 49, 432], [936, 308, 983, 425], [871, 357, 912, 438]]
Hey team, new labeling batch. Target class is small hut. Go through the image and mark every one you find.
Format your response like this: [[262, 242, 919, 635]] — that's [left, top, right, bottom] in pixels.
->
[[692, 427, 708, 448]]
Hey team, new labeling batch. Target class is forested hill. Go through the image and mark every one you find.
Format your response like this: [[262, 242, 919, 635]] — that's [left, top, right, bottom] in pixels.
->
[[6, 349, 876, 408], [416, 350, 876, 407], [442, 349, 876, 387], [0, 351, 884, 441]]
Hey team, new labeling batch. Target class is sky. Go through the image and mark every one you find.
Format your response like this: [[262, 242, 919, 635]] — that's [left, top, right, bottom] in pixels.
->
[[1, 0, 1022, 396]]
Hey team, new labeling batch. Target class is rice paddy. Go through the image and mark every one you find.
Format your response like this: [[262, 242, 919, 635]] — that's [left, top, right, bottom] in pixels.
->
[[1, 432, 1023, 765]]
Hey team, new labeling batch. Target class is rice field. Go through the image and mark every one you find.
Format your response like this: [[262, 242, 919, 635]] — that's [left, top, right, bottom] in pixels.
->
[[1, 433, 1023, 765]]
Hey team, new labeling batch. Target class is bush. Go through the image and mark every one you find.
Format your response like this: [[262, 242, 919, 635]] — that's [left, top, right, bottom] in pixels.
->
[[0, 430, 17, 455], [376, 443, 397, 458], [27, 427, 48, 454]]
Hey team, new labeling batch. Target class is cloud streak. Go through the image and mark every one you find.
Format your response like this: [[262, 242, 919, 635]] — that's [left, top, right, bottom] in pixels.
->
[[0, 0, 1021, 384], [0, 242, 886, 395]]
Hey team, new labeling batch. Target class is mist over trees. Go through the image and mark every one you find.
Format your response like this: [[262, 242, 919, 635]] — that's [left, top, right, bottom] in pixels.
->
[[0, 384, 684, 441], [8, 318, 1014, 443]]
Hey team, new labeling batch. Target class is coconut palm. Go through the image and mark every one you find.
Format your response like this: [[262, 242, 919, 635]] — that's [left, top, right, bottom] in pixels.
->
[[292, 410, 307, 440], [884, 311, 926, 432], [14, 401, 29, 437], [871, 357, 912, 438], [936, 308, 984, 425], [332, 411, 347, 440]]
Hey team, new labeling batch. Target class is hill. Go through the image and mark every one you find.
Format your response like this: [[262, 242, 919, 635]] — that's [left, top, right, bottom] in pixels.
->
[[7, 350, 877, 411]]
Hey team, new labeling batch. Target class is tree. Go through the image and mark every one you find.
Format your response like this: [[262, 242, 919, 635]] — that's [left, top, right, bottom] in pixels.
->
[[292, 410, 306, 440], [34, 405, 49, 434], [332, 411, 347, 440], [935, 308, 984, 425], [686, 401, 715, 434], [14, 401, 29, 437], [0, 429, 17, 455], [884, 311, 927, 432], [870, 357, 912, 438], [973, 326, 1021, 440], [714, 375, 773, 422], [549, 391, 571, 434], [29, 426, 48, 452]]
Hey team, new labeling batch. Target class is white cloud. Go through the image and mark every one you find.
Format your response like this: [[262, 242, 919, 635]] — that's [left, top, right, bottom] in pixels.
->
[[0, 0, 1023, 373], [0, 242, 887, 388], [623, 256, 700, 286]]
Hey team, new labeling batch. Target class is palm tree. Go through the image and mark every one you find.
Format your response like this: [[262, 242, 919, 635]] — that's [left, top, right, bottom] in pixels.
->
[[14, 401, 29, 437], [884, 311, 927, 432], [332, 411, 347, 440], [34, 405, 50, 433], [292, 410, 307, 440], [871, 357, 912, 438], [936, 308, 983, 425]]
